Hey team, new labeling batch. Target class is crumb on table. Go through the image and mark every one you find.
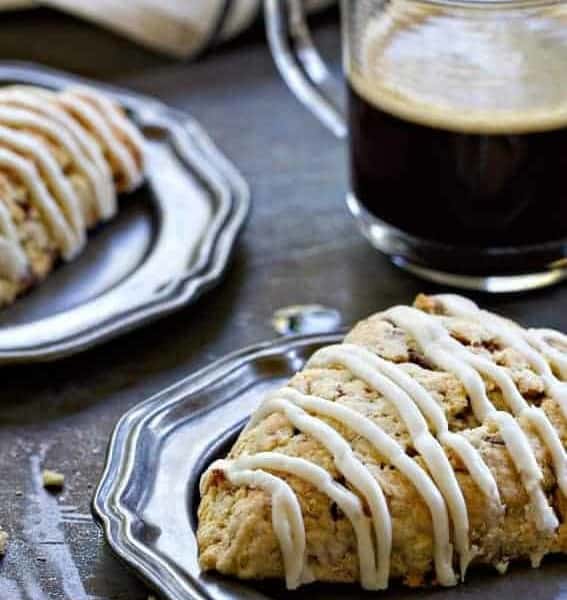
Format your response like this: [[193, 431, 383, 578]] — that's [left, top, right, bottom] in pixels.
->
[[0, 529, 8, 556], [42, 469, 65, 489]]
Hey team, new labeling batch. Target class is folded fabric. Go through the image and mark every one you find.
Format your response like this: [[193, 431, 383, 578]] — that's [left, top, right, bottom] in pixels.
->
[[0, 0, 335, 58], [0, 0, 35, 9]]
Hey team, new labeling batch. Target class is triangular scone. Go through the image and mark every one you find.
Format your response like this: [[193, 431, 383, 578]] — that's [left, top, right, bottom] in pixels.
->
[[0, 86, 117, 223], [0, 84, 145, 307], [198, 295, 567, 590]]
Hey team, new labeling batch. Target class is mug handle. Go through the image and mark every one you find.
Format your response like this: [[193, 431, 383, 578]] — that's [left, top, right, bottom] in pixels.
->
[[264, 0, 347, 138]]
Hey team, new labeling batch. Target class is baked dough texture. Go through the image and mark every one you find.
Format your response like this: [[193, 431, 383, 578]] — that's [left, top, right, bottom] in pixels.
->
[[0, 84, 145, 306], [198, 294, 567, 590]]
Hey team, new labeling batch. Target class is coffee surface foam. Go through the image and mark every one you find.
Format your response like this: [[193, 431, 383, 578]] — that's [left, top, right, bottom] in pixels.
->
[[349, 3, 567, 134]]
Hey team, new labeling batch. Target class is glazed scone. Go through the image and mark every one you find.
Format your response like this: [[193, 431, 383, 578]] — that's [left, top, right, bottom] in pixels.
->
[[0, 86, 117, 222], [0, 83, 145, 307], [198, 295, 567, 590]]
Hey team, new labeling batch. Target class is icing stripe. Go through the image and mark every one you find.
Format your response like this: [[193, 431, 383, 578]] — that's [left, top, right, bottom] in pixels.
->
[[432, 295, 567, 499], [330, 344, 500, 506], [0, 106, 110, 229], [385, 306, 559, 534], [490, 410, 557, 532], [435, 295, 567, 420], [0, 87, 116, 220], [523, 407, 567, 494], [528, 330, 567, 380], [309, 344, 473, 577], [246, 395, 391, 589], [203, 459, 307, 590], [0, 147, 77, 259], [0, 200, 28, 281], [274, 387, 456, 586], [220, 453, 378, 590], [57, 92, 140, 192], [456, 349, 567, 500], [68, 86, 145, 175], [536, 330, 567, 348], [0, 125, 86, 251]]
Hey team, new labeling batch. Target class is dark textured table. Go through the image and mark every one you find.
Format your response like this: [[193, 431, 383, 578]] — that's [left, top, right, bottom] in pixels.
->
[[0, 7, 566, 600]]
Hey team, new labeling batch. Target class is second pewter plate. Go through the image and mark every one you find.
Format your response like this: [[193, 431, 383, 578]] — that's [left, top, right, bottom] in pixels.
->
[[0, 62, 250, 363], [93, 332, 567, 600]]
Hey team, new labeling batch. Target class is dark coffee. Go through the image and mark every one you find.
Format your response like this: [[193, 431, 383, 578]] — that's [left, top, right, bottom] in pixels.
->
[[348, 82, 567, 248], [347, 5, 567, 263]]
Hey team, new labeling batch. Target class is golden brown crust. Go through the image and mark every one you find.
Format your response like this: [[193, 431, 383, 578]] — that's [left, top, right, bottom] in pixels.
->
[[198, 295, 567, 588]]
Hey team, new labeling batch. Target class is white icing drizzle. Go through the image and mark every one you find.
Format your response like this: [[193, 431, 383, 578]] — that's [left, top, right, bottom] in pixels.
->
[[308, 343, 473, 577], [0, 105, 111, 231], [528, 329, 567, 380], [432, 295, 567, 499], [213, 452, 378, 590], [0, 124, 86, 251], [384, 305, 559, 534], [434, 294, 567, 421], [69, 86, 145, 181], [225, 385, 457, 587], [0, 84, 143, 286], [201, 459, 308, 590], [0, 87, 116, 220], [0, 146, 77, 259], [202, 299, 567, 590], [531, 330, 567, 347], [57, 91, 141, 192], [336, 344, 500, 506], [0, 200, 27, 281], [245, 394, 391, 589]]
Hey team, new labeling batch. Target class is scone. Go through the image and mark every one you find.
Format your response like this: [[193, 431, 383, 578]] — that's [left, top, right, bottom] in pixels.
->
[[0, 84, 145, 306], [198, 294, 567, 590]]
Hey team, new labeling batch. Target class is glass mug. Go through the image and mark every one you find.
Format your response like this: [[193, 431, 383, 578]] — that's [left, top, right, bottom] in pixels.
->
[[264, 0, 567, 292]]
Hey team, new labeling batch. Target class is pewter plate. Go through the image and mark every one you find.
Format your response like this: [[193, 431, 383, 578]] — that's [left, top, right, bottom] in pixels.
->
[[0, 62, 249, 363], [93, 333, 567, 600]]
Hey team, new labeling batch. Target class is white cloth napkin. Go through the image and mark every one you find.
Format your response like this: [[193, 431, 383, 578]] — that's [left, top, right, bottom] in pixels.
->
[[0, 0, 334, 58], [0, 0, 34, 8]]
